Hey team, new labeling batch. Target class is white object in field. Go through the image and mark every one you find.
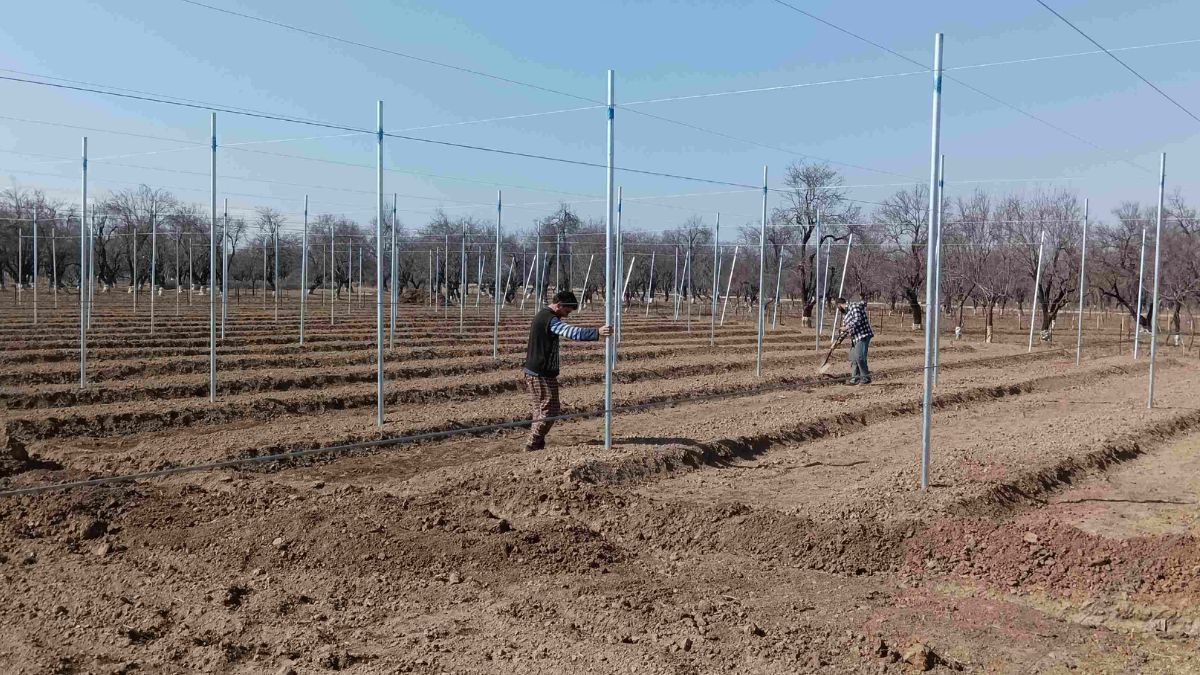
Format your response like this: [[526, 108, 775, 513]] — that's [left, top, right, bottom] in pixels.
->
[[710, 213, 720, 347], [1133, 226, 1147, 359], [1075, 198, 1088, 366], [919, 33, 944, 492], [756, 165, 768, 377], [720, 246, 739, 326], [603, 69, 615, 451], [954, 326, 962, 340], [1147, 152, 1166, 409], [827, 234, 854, 344], [646, 250, 656, 317], [1027, 230, 1046, 352], [493, 191, 502, 360]]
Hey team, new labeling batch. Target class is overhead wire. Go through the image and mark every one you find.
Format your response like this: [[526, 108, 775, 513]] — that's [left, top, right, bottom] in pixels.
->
[[1033, 0, 1200, 125], [767, 0, 1155, 175], [173, 0, 912, 180]]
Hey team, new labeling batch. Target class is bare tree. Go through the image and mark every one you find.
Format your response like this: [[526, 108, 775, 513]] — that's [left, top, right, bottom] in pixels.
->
[[772, 161, 861, 324]]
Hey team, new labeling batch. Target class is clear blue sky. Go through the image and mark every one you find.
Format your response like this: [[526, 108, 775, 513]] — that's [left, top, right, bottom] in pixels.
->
[[1, 0, 1198, 236]]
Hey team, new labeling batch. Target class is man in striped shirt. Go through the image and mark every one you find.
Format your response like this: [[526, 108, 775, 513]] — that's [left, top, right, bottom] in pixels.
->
[[836, 297, 874, 385], [522, 290, 612, 451]]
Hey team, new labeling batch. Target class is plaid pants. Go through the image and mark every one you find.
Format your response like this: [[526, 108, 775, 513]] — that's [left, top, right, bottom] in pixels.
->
[[523, 374, 560, 448]]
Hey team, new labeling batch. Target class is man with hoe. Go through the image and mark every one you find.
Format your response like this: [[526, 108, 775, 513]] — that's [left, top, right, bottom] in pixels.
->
[[522, 290, 612, 451], [836, 297, 873, 385]]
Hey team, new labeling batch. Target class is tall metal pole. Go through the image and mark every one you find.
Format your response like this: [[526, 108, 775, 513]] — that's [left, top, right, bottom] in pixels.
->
[[79, 137, 88, 388], [390, 193, 397, 346], [88, 212, 94, 329], [1075, 199, 1088, 366], [504, 255, 516, 307], [150, 206, 157, 334], [459, 222, 467, 332], [476, 246, 483, 307], [828, 235, 854, 343], [771, 247, 784, 329], [330, 226, 335, 326], [756, 166, 768, 377], [300, 195, 308, 345], [533, 236, 541, 309], [616, 187, 623, 342], [932, 154, 945, 385], [684, 248, 693, 332], [262, 238, 268, 309], [347, 237, 352, 316], [221, 199, 228, 339], [274, 217, 280, 322], [813, 210, 823, 350], [672, 246, 679, 320], [1147, 153, 1166, 409], [1133, 226, 1147, 358], [209, 114, 217, 402], [173, 231, 179, 316], [131, 213, 137, 314], [1027, 230, 1046, 353], [646, 251, 656, 317], [710, 213, 719, 346], [493, 190, 502, 360], [52, 221, 59, 309], [375, 100, 385, 427], [720, 246, 738, 325], [577, 253, 593, 305], [555, 231, 562, 293], [32, 206, 38, 324], [17, 226, 22, 307], [603, 69, 616, 450], [919, 33, 943, 491]]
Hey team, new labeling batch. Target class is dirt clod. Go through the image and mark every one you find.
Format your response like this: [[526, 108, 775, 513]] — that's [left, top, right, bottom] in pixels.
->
[[902, 642, 937, 671]]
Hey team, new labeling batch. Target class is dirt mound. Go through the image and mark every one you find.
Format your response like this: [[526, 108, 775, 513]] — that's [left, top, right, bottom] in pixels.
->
[[904, 518, 1200, 598]]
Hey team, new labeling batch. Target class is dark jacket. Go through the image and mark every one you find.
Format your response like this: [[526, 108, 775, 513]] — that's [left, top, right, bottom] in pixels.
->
[[524, 307, 599, 378]]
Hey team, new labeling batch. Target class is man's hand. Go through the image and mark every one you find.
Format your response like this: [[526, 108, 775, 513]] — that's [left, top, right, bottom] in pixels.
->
[[598, 324, 614, 337]]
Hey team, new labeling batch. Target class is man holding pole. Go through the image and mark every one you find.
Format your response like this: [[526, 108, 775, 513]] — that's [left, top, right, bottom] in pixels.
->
[[522, 290, 612, 451], [836, 297, 874, 385]]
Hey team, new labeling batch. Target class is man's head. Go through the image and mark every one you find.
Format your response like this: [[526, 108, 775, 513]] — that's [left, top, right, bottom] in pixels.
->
[[835, 297, 849, 310], [548, 290, 580, 317]]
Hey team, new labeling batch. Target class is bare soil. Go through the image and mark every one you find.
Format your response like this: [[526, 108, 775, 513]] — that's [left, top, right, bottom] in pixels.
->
[[1, 293, 1198, 673]]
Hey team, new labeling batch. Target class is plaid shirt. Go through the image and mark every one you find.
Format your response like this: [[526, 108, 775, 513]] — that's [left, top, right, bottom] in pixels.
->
[[840, 301, 873, 343]]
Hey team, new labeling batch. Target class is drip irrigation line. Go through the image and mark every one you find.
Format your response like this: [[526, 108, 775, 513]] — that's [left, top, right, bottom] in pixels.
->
[[1034, 0, 1200, 125], [767, 0, 1155, 175], [0, 344, 1089, 499]]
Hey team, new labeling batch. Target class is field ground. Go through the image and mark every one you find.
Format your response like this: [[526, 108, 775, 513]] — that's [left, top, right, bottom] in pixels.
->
[[2, 289, 1199, 674]]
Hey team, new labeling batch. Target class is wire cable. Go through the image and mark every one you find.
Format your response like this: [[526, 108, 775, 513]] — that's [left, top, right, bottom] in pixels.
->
[[173, 0, 910, 179], [767, 0, 1155, 175], [1034, 0, 1200, 125]]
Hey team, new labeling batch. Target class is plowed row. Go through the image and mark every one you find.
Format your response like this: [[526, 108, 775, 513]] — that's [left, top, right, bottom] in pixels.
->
[[3, 292, 1196, 673]]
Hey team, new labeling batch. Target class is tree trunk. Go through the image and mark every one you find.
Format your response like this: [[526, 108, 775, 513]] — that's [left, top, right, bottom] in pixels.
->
[[905, 288, 923, 329]]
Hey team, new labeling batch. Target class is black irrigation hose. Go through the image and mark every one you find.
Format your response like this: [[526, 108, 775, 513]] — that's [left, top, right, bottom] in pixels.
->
[[0, 342, 1095, 498]]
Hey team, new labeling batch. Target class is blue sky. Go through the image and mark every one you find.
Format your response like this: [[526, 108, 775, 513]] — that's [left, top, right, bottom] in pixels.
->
[[1, 0, 1198, 236]]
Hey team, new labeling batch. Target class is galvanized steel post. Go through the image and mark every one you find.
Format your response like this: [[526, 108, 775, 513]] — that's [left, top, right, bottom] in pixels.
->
[[919, 33, 943, 491], [603, 70, 616, 450], [756, 166, 768, 377], [1148, 153, 1166, 409]]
